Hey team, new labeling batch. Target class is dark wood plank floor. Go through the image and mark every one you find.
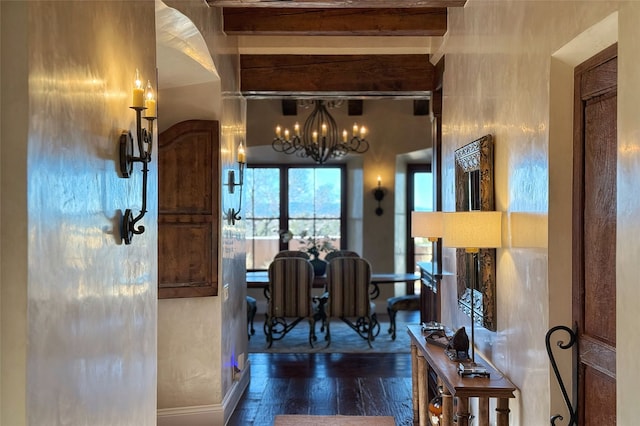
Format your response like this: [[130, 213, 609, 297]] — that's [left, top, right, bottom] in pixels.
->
[[228, 352, 414, 426], [228, 311, 418, 426]]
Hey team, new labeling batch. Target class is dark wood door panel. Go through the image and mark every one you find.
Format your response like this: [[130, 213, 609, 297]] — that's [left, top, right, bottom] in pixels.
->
[[158, 120, 220, 299], [573, 43, 617, 426], [581, 365, 616, 426], [583, 92, 617, 347]]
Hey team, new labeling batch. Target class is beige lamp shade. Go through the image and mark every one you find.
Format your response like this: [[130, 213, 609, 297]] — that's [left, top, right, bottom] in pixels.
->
[[443, 211, 502, 250], [411, 211, 444, 239]]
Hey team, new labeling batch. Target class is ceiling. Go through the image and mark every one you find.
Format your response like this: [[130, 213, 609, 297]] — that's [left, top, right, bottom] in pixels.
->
[[206, 1, 466, 97]]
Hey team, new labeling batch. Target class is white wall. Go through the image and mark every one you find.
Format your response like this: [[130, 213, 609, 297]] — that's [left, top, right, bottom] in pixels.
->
[[435, 1, 639, 424], [1, 1, 158, 425], [155, 2, 248, 425]]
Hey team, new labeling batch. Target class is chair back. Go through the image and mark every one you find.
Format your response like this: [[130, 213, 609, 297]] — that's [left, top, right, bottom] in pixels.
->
[[325, 250, 360, 262], [325, 257, 372, 318], [274, 250, 310, 260], [267, 257, 314, 318]]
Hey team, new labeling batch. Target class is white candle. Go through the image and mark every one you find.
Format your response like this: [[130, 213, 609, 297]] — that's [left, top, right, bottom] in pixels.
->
[[237, 142, 246, 163], [342, 129, 348, 142], [132, 69, 144, 107], [294, 123, 300, 135], [144, 99, 156, 118], [321, 123, 327, 136], [275, 126, 281, 138], [144, 81, 156, 117], [312, 131, 318, 143], [360, 126, 367, 138], [284, 129, 290, 140], [353, 123, 359, 137]]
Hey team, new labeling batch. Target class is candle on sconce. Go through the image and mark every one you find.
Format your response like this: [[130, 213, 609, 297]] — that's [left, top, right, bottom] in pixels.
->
[[321, 123, 327, 136], [353, 123, 359, 137], [144, 80, 156, 117], [312, 131, 318, 143], [132, 69, 144, 108], [284, 129, 290, 140], [294, 123, 300, 136], [342, 130, 348, 142], [360, 126, 367, 138], [377, 175, 382, 187], [275, 125, 282, 138], [237, 141, 246, 164]]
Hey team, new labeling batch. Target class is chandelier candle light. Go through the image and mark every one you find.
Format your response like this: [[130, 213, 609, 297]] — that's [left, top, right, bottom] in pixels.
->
[[272, 100, 370, 164]]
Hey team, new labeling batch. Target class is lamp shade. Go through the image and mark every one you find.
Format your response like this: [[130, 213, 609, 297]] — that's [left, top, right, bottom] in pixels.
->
[[443, 211, 502, 249], [411, 211, 444, 239]]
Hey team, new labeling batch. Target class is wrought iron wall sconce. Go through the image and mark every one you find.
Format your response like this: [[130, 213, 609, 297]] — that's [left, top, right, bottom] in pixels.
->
[[223, 141, 246, 225], [373, 176, 386, 216], [119, 69, 156, 245]]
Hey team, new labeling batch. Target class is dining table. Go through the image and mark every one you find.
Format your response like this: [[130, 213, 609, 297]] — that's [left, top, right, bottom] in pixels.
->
[[246, 270, 420, 300]]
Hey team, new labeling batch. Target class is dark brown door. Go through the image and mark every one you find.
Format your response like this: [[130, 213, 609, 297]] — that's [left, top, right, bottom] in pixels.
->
[[573, 44, 617, 425], [158, 120, 220, 298]]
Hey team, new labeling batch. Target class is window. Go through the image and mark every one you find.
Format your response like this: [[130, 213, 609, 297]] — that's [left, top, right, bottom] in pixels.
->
[[406, 164, 433, 293], [245, 165, 346, 270]]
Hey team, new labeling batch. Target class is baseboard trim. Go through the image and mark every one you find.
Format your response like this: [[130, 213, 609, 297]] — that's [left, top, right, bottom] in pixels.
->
[[157, 361, 251, 426]]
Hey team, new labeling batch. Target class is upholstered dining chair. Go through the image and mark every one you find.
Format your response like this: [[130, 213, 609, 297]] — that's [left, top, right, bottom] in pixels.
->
[[324, 250, 360, 262], [324, 256, 379, 348], [265, 257, 316, 348], [274, 250, 310, 259]]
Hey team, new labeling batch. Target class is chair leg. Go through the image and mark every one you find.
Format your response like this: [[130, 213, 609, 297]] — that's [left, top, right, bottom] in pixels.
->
[[265, 316, 274, 348], [247, 303, 256, 340], [308, 317, 315, 348], [325, 320, 332, 347], [388, 306, 397, 340]]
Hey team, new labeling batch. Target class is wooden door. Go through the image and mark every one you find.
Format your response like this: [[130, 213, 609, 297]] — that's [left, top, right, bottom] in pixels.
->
[[158, 120, 219, 298], [573, 44, 617, 425]]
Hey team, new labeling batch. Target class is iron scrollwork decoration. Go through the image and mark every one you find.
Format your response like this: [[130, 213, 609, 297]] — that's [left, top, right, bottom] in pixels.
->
[[454, 134, 496, 330], [546, 325, 577, 426], [119, 72, 156, 245], [223, 142, 246, 225]]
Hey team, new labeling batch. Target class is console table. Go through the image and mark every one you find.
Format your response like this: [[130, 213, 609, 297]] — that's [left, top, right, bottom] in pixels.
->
[[407, 325, 516, 426]]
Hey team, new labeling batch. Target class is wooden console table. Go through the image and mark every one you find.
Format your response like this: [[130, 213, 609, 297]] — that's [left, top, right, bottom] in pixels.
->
[[407, 325, 516, 426]]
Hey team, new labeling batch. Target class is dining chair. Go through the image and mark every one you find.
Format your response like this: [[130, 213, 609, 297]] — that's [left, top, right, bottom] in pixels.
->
[[264, 257, 316, 348], [325, 256, 379, 348], [274, 250, 310, 259], [325, 250, 360, 262]]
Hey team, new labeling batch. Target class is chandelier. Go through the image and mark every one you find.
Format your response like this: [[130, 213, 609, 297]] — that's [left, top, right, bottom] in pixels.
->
[[271, 100, 370, 164]]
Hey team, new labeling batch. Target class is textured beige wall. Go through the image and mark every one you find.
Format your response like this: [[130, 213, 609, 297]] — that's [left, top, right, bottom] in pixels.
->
[[156, 2, 247, 424], [2, 1, 158, 425], [436, 1, 638, 424]]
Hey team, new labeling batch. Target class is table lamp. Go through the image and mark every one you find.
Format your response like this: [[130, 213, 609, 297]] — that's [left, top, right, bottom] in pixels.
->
[[411, 211, 444, 295], [443, 211, 502, 377]]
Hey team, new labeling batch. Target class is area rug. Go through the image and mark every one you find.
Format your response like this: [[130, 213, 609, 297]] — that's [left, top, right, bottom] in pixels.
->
[[248, 314, 415, 354], [274, 415, 396, 426]]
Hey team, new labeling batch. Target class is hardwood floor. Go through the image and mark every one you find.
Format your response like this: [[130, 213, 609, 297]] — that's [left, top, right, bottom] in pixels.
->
[[228, 311, 418, 426]]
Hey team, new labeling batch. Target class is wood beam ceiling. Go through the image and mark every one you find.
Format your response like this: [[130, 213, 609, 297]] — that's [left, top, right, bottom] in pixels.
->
[[208, 0, 465, 7], [241, 54, 435, 95], [222, 8, 447, 36], [208, 2, 465, 96]]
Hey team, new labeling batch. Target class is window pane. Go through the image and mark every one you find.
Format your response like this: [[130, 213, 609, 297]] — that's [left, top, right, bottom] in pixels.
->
[[245, 168, 280, 269], [413, 171, 434, 266], [288, 168, 342, 258]]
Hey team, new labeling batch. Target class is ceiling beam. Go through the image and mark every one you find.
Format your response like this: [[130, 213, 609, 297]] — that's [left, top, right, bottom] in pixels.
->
[[209, 0, 465, 8], [240, 54, 435, 95], [222, 8, 447, 36]]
